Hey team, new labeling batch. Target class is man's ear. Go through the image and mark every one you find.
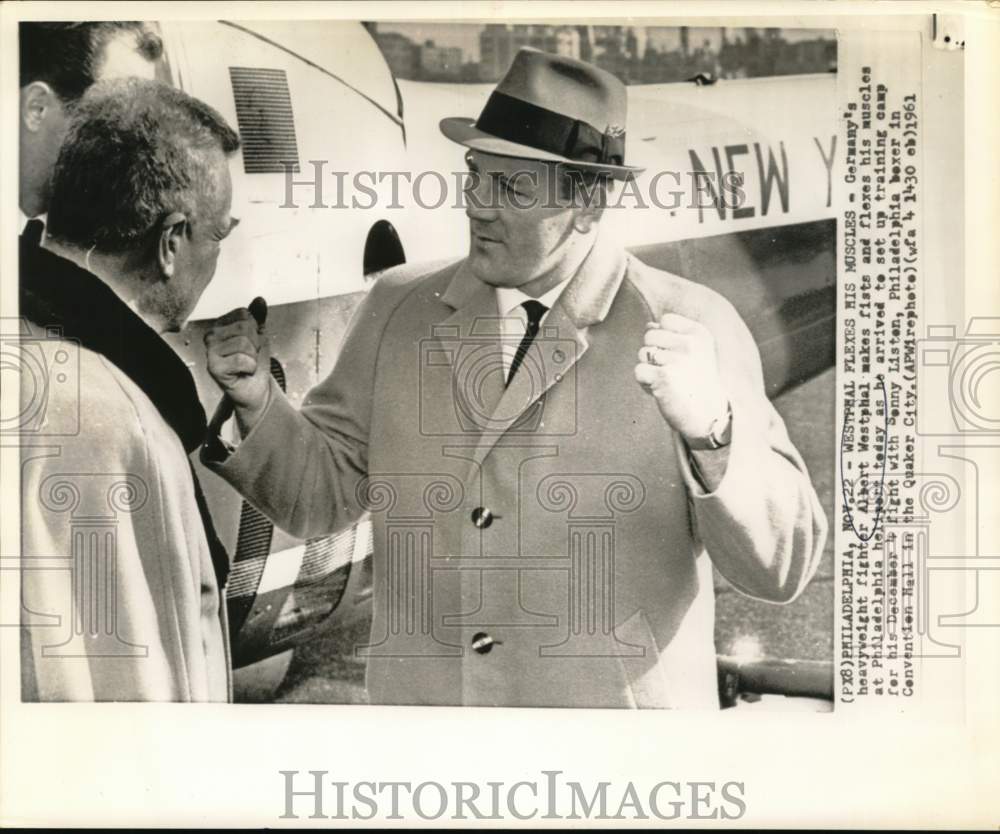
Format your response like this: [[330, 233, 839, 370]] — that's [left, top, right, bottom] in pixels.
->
[[157, 212, 188, 279], [20, 82, 61, 132]]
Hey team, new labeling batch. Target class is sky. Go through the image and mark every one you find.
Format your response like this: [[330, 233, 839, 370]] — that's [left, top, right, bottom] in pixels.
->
[[371, 22, 835, 64]]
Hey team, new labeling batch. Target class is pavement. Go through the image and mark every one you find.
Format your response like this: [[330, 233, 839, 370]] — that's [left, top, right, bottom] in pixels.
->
[[714, 366, 835, 663]]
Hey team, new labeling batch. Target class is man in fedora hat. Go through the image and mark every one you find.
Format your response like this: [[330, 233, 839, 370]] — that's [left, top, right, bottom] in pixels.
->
[[203, 48, 827, 708]]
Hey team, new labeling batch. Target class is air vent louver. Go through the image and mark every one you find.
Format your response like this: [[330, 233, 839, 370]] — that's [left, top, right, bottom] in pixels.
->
[[229, 66, 301, 174]]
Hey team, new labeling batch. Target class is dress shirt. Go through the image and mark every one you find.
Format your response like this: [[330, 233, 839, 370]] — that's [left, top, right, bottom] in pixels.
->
[[495, 277, 573, 379], [20, 211, 46, 244]]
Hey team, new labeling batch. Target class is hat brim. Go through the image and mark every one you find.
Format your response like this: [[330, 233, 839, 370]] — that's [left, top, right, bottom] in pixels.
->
[[440, 117, 644, 181]]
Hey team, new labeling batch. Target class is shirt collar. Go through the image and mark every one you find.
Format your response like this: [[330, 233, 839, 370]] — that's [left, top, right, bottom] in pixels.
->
[[442, 230, 628, 329], [495, 274, 574, 319], [20, 210, 47, 235]]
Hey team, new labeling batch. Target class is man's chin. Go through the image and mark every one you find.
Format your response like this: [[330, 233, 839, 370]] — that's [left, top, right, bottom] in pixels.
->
[[467, 252, 513, 288], [467, 252, 492, 283]]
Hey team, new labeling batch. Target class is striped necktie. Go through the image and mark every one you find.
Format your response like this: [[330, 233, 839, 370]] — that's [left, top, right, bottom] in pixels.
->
[[506, 299, 548, 386]]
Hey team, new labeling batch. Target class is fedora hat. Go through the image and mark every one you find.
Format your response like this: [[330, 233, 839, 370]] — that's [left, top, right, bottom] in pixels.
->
[[440, 47, 643, 180]]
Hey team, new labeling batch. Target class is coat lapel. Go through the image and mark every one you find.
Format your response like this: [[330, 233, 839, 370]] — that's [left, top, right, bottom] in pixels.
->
[[431, 262, 507, 432], [437, 234, 629, 471]]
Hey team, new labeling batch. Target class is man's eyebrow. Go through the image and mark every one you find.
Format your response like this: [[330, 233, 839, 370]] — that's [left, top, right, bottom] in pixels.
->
[[217, 216, 240, 239], [464, 158, 532, 193], [494, 171, 533, 192]]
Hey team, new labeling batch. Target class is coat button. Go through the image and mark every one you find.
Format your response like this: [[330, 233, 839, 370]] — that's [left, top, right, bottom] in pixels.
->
[[471, 506, 493, 528], [471, 632, 497, 654]]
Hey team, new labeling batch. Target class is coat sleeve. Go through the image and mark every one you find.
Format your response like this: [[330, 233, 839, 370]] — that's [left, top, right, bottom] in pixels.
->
[[202, 277, 402, 540], [673, 292, 829, 604]]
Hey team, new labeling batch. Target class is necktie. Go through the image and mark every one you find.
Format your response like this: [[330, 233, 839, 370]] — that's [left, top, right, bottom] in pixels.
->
[[506, 299, 548, 386], [22, 218, 44, 248]]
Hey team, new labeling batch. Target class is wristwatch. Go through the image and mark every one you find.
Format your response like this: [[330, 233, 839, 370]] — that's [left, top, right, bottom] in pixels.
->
[[685, 403, 733, 451]]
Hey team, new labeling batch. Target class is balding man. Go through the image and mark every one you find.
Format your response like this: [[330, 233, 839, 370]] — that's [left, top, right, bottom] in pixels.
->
[[20, 78, 240, 701]]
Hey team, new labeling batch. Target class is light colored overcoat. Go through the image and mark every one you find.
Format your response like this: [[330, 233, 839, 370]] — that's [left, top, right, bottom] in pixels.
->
[[209, 232, 827, 708], [21, 331, 230, 702]]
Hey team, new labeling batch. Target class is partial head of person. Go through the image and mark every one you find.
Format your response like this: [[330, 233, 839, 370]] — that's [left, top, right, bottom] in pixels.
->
[[45, 77, 241, 334], [440, 47, 643, 295], [19, 21, 163, 217]]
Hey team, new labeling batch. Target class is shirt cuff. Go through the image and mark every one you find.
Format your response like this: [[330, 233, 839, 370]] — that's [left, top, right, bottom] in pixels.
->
[[203, 379, 275, 463], [685, 444, 732, 494]]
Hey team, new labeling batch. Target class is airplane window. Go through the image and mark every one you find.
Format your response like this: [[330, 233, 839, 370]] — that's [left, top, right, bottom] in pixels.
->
[[228, 66, 301, 174], [363, 220, 407, 278]]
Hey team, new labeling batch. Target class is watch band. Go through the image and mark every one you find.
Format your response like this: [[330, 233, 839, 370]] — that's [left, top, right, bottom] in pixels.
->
[[685, 403, 733, 451]]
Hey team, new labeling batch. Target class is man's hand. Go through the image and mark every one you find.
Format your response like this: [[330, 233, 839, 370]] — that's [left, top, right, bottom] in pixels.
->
[[634, 313, 730, 442], [205, 305, 271, 434]]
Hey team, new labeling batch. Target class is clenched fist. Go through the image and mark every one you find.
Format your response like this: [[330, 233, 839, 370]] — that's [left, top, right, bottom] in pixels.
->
[[204, 302, 271, 433], [634, 313, 730, 442]]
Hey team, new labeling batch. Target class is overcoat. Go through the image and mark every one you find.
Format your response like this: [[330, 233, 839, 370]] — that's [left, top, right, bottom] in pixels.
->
[[208, 232, 827, 708], [20, 240, 230, 702]]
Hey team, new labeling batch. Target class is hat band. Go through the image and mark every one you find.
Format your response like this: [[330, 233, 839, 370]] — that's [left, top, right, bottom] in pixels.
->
[[475, 91, 625, 167]]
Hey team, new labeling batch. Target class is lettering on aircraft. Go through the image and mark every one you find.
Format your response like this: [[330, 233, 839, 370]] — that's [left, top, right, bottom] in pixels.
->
[[687, 136, 837, 223]]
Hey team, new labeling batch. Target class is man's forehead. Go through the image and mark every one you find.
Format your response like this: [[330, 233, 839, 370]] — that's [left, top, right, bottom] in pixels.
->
[[208, 151, 235, 206], [468, 149, 549, 177]]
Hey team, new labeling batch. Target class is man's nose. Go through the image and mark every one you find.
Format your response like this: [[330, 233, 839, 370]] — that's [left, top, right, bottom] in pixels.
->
[[464, 173, 498, 221]]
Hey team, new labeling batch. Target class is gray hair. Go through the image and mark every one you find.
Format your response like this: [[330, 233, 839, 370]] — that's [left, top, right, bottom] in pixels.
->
[[46, 77, 240, 253]]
